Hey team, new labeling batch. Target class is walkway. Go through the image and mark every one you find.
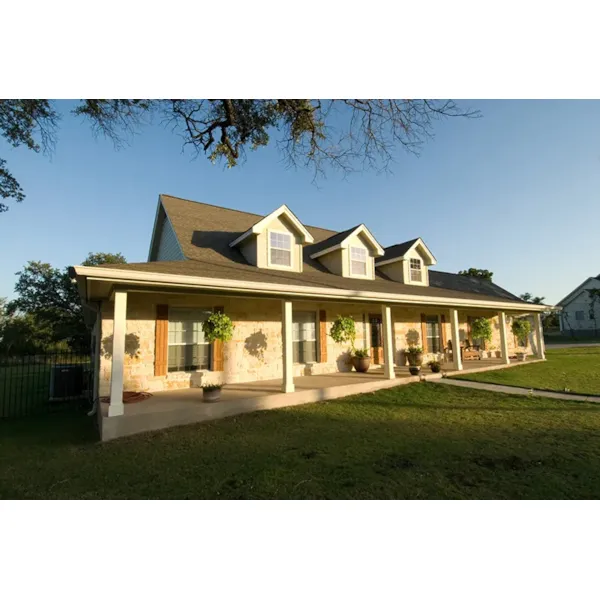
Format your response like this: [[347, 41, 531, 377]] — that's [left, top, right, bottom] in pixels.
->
[[545, 342, 600, 350], [434, 377, 600, 403]]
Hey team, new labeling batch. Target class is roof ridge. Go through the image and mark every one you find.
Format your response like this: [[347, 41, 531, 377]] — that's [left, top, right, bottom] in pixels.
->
[[160, 193, 338, 236]]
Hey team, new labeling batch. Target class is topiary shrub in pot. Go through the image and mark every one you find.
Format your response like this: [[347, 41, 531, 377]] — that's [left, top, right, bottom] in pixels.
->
[[200, 311, 234, 401], [329, 315, 371, 372], [511, 318, 531, 361], [470, 317, 493, 357], [202, 384, 223, 402], [405, 346, 424, 367]]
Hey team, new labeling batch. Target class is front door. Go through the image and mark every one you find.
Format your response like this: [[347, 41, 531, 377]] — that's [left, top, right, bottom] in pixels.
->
[[369, 314, 383, 364]]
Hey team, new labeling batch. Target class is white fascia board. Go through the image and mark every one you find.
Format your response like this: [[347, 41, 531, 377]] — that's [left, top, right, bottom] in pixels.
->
[[229, 204, 314, 248], [556, 277, 596, 307], [376, 238, 437, 266], [310, 224, 384, 259], [73, 265, 554, 312]]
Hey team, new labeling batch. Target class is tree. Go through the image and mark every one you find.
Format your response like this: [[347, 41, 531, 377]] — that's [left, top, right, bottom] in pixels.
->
[[520, 292, 545, 305], [82, 252, 127, 267], [0, 99, 479, 212], [587, 289, 600, 337], [6, 252, 127, 352], [458, 268, 493, 281]]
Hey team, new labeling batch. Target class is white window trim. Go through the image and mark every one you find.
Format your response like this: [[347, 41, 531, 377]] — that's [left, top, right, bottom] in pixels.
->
[[348, 245, 371, 279], [410, 258, 423, 283], [267, 229, 295, 271], [167, 306, 213, 372]]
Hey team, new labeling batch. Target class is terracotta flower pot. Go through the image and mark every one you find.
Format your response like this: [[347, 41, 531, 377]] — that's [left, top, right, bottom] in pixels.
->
[[351, 356, 371, 373]]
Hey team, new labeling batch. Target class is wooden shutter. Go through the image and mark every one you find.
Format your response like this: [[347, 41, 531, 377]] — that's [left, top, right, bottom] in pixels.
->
[[155, 304, 169, 376], [211, 305, 225, 371], [467, 316, 472, 344], [440, 314, 447, 349], [420, 313, 428, 352], [318, 309, 327, 363]]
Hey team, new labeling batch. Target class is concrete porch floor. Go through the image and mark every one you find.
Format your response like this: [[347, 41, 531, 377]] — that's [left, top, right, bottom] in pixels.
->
[[99, 358, 537, 441]]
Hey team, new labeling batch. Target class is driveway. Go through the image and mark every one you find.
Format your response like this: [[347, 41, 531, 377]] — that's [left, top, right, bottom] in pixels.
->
[[546, 342, 600, 349]]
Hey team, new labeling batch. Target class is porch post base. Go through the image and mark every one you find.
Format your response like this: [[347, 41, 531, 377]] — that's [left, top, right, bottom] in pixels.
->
[[283, 383, 295, 393], [108, 403, 124, 417]]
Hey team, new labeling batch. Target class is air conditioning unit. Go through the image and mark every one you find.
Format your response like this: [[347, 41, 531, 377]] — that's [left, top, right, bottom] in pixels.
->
[[49, 364, 85, 402]]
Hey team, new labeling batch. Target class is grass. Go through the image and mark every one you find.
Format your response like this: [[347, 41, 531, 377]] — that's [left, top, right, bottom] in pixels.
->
[[2, 382, 600, 499], [544, 334, 600, 345], [455, 347, 600, 395]]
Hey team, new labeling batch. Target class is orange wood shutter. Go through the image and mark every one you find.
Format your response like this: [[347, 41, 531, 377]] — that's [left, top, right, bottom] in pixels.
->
[[420, 313, 428, 351], [155, 304, 169, 376], [467, 317, 472, 342], [318, 309, 327, 363], [211, 305, 225, 371], [440, 314, 447, 349]]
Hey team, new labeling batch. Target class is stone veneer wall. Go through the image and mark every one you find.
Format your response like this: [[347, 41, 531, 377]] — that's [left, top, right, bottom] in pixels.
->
[[98, 293, 535, 396]]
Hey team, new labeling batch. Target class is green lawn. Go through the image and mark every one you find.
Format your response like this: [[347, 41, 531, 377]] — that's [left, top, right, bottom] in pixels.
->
[[2, 382, 600, 499], [455, 347, 600, 395]]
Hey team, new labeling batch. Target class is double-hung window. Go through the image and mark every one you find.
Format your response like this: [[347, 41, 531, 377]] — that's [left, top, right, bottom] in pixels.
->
[[269, 231, 292, 267], [410, 258, 422, 282], [292, 311, 317, 363], [168, 308, 212, 372], [425, 315, 441, 353], [350, 246, 367, 276]]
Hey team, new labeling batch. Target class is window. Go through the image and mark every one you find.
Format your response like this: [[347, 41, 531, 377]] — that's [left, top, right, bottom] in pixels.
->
[[293, 311, 317, 363], [168, 308, 212, 372], [350, 246, 368, 276], [425, 316, 441, 353], [576, 310, 585, 321], [269, 231, 292, 267], [410, 258, 422, 282]]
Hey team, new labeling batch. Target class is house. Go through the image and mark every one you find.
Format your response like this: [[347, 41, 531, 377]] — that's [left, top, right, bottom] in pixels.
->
[[71, 194, 549, 439], [556, 276, 600, 336]]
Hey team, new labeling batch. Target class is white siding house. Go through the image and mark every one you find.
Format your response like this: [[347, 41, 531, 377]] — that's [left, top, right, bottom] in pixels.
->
[[557, 276, 600, 335]]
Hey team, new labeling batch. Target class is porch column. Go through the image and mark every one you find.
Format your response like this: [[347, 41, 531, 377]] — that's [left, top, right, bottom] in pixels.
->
[[108, 290, 127, 417], [534, 313, 546, 359], [281, 299, 295, 393], [381, 305, 395, 380], [449, 308, 463, 371], [498, 311, 510, 365]]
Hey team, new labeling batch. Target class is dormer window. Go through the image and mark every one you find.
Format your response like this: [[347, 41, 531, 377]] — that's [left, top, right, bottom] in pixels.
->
[[410, 258, 422, 282], [350, 246, 367, 276], [269, 231, 292, 267]]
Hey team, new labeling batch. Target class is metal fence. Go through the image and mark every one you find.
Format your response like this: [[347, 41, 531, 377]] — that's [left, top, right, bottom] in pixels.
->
[[0, 352, 92, 419]]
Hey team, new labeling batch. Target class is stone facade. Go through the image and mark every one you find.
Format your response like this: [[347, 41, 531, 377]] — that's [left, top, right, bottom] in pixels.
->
[[98, 292, 536, 397]]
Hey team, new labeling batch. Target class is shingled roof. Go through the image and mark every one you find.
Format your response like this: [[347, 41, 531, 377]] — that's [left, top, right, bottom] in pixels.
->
[[105, 194, 525, 305]]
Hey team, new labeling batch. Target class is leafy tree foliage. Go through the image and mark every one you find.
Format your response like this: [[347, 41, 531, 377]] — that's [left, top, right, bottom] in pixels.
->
[[520, 292, 545, 305], [4, 252, 126, 354], [0, 99, 478, 212], [458, 268, 493, 281]]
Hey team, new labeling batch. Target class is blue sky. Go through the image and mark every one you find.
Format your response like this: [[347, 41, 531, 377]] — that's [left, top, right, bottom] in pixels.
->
[[1, 100, 598, 304]]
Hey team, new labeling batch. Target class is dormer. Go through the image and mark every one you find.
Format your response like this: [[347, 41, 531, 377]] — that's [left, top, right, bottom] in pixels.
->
[[376, 238, 436, 286], [309, 224, 384, 280], [229, 204, 314, 272]]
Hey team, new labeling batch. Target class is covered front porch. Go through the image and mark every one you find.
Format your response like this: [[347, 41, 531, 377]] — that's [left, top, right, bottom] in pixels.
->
[[99, 358, 536, 440]]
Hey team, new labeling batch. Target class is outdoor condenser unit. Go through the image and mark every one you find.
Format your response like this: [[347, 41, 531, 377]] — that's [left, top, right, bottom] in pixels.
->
[[49, 364, 85, 401]]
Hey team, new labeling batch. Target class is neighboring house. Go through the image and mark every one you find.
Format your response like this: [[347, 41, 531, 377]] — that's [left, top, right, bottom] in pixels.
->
[[71, 194, 548, 420], [557, 276, 600, 335]]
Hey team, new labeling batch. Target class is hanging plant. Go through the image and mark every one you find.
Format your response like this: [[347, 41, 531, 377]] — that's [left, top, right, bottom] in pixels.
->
[[202, 312, 235, 343], [511, 318, 531, 346], [329, 315, 356, 350], [471, 317, 493, 344]]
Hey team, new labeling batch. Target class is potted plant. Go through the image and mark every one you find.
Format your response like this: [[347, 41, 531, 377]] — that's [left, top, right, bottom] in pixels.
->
[[330, 315, 372, 372], [351, 348, 371, 373], [470, 317, 493, 358], [202, 384, 223, 402], [427, 360, 441, 373], [511, 318, 531, 361]]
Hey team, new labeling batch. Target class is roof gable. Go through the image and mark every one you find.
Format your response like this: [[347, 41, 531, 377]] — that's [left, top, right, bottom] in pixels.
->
[[376, 238, 436, 266], [309, 224, 384, 259], [557, 277, 600, 307], [229, 204, 314, 247]]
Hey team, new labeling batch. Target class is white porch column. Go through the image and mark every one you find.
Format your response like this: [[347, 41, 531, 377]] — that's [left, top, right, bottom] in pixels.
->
[[534, 313, 546, 359], [381, 305, 395, 380], [282, 299, 295, 393], [498, 311, 510, 365], [108, 290, 127, 417], [449, 308, 463, 371]]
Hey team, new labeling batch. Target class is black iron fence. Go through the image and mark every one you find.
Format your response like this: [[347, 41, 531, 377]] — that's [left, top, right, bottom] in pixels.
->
[[0, 352, 92, 419]]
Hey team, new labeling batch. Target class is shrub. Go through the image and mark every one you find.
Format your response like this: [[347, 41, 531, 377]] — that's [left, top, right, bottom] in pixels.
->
[[202, 384, 223, 391], [406, 346, 424, 355], [353, 348, 370, 358], [471, 317, 493, 344], [511, 319, 531, 346]]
